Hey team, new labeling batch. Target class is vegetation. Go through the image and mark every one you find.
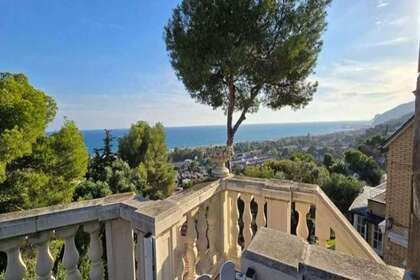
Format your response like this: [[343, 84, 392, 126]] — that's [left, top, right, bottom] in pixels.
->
[[321, 173, 363, 213], [119, 121, 176, 199], [0, 73, 57, 182], [242, 148, 375, 214], [0, 73, 177, 278], [0, 74, 88, 213], [165, 0, 331, 151], [0, 74, 89, 277], [244, 156, 329, 186], [74, 122, 176, 201], [344, 149, 383, 186]]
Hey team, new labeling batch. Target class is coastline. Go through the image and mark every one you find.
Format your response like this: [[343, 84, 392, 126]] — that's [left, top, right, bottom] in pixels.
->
[[81, 120, 370, 153]]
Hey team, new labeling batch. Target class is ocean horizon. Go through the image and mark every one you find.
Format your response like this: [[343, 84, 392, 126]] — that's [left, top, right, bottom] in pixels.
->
[[81, 120, 370, 154]]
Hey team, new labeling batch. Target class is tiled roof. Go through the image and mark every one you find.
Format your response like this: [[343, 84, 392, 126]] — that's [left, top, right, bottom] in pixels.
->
[[348, 181, 386, 214]]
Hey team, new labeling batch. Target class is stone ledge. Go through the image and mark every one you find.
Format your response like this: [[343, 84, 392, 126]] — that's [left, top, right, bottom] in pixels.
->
[[121, 180, 222, 235], [0, 193, 134, 240], [241, 228, 405, 280]]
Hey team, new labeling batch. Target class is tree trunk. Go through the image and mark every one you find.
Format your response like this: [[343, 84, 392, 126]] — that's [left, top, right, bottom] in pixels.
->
[[226, 82, 236, 170], [408, 48, 420, 276]]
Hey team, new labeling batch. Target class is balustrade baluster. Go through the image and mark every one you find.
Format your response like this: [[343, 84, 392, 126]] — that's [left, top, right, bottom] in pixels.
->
[[242, 194, 253, 248], [29, 231, 55, 280], [184, 210, 198, 280], [196, 203, 210, 275], [315, 206, 330, 248], [255, 196, 266, 231], [295, 202, 311, 241], [173, 221, 186, 280], [56, 225, 82, 280], [0, 236, 27, 280], [207, 195, 218, 268], [84, 222, 104, 280], [228, 192, 241, 262]]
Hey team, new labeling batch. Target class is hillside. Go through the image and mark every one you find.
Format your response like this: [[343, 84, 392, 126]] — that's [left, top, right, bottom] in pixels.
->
[[372, 101, 414, 126]]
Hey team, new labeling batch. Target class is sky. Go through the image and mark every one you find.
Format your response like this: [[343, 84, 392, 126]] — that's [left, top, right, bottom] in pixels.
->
[[0, 0, 419, 130]]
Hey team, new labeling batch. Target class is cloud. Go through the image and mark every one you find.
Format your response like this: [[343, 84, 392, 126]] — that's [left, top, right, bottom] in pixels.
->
[[388, 16, 410, 26], [377, 0, 389, 8], [364, 37, 412, 47], [47, 58, 417, 130], [308, 59, 416, 119]]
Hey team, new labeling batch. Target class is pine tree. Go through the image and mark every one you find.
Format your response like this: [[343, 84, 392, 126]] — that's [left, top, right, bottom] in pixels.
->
[[165, 0, 331, 153], [119, 121, 176, 199]]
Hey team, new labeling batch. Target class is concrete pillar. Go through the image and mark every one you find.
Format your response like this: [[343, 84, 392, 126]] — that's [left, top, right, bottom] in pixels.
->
[[154, 230, 173, 280], [105, 219, 135, 280], [267, 199, 291, 233]]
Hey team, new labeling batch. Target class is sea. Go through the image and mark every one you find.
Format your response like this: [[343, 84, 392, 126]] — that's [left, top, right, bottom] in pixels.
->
[[81, 121, 369, 154]]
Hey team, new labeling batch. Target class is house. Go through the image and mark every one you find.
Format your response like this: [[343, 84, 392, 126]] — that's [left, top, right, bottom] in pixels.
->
[[382, 115, 415, 268], [349, 182, 386, 257]]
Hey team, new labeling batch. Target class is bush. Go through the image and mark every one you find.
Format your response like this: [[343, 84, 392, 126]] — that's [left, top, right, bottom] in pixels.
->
[[321, 173, 363, 213], [344, 149, 383, 186]]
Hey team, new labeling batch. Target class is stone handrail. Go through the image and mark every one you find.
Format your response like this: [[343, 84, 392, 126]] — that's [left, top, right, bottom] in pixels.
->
[[0, 176, 382, 279]]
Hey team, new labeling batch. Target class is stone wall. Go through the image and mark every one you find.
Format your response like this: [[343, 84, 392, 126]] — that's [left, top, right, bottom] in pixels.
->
[[385, 121, 413, 267]]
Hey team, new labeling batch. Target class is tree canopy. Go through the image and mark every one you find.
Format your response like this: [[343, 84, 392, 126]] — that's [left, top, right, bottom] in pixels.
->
[[165, 0, 331, 148], [0, 73, 88, 213], [0, 73, 57, 182], [344, 149, 383, 186], [243, 158, 329, 186], [321, 173, 363, 213], [119, 121, 176, 199]]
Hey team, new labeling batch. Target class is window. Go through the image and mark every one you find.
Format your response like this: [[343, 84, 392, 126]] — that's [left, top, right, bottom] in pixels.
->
[[372, 224, 383, 253], [355, 214, 367, 240]]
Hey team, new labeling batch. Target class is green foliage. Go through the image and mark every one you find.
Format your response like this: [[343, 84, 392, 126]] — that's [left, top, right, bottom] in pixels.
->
[[118, 121, 152, 168], [73, 180, 112, 201], [321, 173, 363, 213], [86, 129, 116, 182], [323, 153, 333, 169], [0, 73, 57, 182], [165, 0, 331, 146], [170, 147, 206, 162], [105, 158, 138, 194], [290, 152, 316, 163], [74, 158, 137, 201], [243, 158, 329, 186], [326, 238, 336, 250], [329, 159, 347, 175], [242, 152, 365, 214], [358, 134, 386, 168], [118, 121, 176, 199], [243, 164, 276, 179], [344, 149, 383, 186], [0, 121, 88, 213]]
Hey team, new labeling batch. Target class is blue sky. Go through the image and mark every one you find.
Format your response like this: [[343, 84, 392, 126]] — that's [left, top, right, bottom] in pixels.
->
[[0, 0, 418, 130]]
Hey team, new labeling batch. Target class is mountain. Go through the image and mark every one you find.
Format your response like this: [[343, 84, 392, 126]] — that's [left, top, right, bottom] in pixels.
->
[[372, 101, 414, 126]]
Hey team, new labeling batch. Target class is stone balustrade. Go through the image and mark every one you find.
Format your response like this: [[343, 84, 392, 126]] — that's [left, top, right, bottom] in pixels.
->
[[0, 193, 135, 280], [0, 176, 384, 279]]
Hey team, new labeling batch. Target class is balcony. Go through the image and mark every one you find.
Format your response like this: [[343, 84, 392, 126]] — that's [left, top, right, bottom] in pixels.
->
[[0, 176, 405, 279]]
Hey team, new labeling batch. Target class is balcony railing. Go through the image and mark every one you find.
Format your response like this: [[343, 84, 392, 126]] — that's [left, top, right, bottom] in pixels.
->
[[0, 176, 384, 279]]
